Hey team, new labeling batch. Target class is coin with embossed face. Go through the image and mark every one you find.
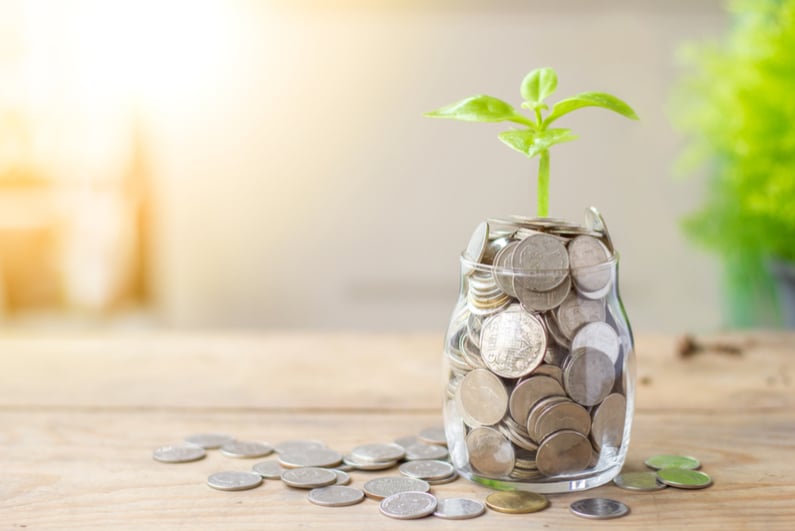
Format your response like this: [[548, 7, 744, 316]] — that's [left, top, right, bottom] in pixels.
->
[[572, 321, 620, 364], [281, 467, 338, 489], [308, 486, 365, 507], [556, 293, 606, 340], [570, 498, 629, 520], [153, 445, 206, 463], [363, 477, 431, 500], [379, 492, 437, 520], [434, 498, 486, 520], [207, 471, 263, 491], [480, 305, 546, 378], [512, 233, 570, 292]]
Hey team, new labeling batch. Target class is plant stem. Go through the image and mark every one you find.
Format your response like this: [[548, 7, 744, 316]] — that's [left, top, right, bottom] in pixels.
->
[[537, 149, 550, 217]]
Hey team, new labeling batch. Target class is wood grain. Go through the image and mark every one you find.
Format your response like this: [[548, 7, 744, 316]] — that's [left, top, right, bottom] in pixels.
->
[[1, 331, 794, 529]]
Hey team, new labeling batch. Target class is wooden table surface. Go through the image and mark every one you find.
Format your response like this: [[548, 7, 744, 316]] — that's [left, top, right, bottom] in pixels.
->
[[1, 331, 794, 530]]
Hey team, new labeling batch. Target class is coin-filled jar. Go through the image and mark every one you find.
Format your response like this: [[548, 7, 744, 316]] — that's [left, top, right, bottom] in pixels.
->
[[443, 209, 635, 493]]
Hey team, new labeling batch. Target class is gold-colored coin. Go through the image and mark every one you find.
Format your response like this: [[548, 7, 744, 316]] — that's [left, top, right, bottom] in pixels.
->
[[485, 490, 549, 514]]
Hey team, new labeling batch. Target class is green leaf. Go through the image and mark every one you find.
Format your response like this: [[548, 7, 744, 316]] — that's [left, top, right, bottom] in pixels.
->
[[424, 94, 519, 123], [498, 128, 577, 158], [544, 91, 639, 125], [521, 68, 558, 103]]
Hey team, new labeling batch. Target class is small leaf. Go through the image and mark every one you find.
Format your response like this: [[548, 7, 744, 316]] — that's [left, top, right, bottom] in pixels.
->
[[544, 91, 639, 125], [424, 94, 519, 123], [521, 68, 558, 103], [498, 128, 577, 158]]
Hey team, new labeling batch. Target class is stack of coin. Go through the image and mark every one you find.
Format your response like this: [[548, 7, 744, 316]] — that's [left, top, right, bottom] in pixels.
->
[[445, 209, 631, 482]]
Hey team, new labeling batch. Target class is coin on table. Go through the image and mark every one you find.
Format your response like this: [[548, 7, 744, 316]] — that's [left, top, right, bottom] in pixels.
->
[[418, 426, 447, 446], [278, 447, 343, 469], [343, 454, 399, 471], [590, 393, 626, 451], [351, 443, 406, 464], [207, 471, 263, 491], [536, 429, 592, 476], [480, 306, 546, 379], [512, 233, 569, 292], [556, 293, 606, 340], [153, 445, 206, 463], [570, 498, 629, 520], [644, 454, 701, 470], [485, 491, 548, 514], [571, 321, 620, 364], [434, 498, 486, 520], [363, 476, 431, 500], [281, 467, 338, 489], [252, 460, 285, 479], [399, 459, 455, 481], [657, 468, 712, 489], [184, 433, 234, 449], [613, 471, 667, 491], [273, 439, 326, 454], [456, 368, 508, 427], [220, 440, 274, 459], [465, 426, 515, 478], [404, 442, 449, 461], [563, 347, 615, 406], [509, 375, 566, 426], [332, 469, 351, 485], [426, 471, 459, 485], [379, 491, 437, 520], [308, 485, 365, 507]]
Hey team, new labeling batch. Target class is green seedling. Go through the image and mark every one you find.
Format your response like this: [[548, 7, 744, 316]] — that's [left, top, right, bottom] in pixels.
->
[[425, 68, 638, 217]]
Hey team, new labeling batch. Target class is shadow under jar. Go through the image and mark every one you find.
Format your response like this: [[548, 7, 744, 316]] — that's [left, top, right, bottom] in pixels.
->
[[442, 212, 636, 493]]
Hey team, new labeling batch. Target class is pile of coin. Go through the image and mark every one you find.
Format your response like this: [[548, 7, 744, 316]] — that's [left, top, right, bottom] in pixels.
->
[[152, 427, 487, 521], [446, 209, 631, 483], [614, 454, 713, 491]]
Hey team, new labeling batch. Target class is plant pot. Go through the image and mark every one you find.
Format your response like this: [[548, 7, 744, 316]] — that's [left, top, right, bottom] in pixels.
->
[[442, 208, 635, 493]]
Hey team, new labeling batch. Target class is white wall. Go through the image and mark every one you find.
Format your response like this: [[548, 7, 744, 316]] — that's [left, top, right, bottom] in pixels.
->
[[146, 0, 727, 332]]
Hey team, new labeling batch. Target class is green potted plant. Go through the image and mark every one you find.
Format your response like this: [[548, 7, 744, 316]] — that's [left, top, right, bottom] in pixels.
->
[[672, 0, 795, 327]]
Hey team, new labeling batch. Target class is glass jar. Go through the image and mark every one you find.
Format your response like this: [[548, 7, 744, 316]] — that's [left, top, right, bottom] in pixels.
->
[[442, 212, 635, 493]]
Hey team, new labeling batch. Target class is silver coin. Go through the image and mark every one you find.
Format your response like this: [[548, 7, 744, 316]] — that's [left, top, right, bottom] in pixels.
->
[[563, 347, 616, 407], [570, 498, 629, 520], [343, 454, 399, 471], [480, 306, 546, 378], [465, 426, 515, 478], [516, 275, 572, 312], [463, 221, 489, 265], [207, 471, 263, 491], [281, 467, 338, 489], [351, 443, 406, 464], [398, 459, 455, 481], [536, 430, 592, 476], [417, 426, 447, 446], [434, 498, 486, 520], [456, 368, 508, 427], [613, 471, 667, 491], [556, 293, 606, 340], [512, 233, 569, 291], [251, 460, 284, 479], [394, 435, 421, 449], [220, 440, 274, 459], [572, 321, 620, 364], [308, 485, 365, 507], [273, 439, 326, 454], [153, 445, 206, 463], [509, 375, 566, 426], [531, 399, 591, 442], [590, 393, 627, 451], [184, 433, 234, 449], [363, 476, 431, 500], [278, 447, 343, 468], [333, 469, 351, 485], [569, 235, 611, 292], [379, 491, 437, 520], [426, 471, 459, 485], [404, 442, 449, 461], [492, 241, 520, 297]]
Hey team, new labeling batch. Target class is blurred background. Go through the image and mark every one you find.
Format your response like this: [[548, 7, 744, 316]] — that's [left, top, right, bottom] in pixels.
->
[[0, 0, 791, 333]]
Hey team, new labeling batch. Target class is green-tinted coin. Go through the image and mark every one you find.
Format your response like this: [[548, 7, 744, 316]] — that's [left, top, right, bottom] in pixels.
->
[[657, 468, 712, 489], [613, 471, 667, 491], [644, 454, 700, 470]]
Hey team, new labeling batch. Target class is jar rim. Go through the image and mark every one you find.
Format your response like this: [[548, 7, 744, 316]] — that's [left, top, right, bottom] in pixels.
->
[[460, 251, 619, 276]]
